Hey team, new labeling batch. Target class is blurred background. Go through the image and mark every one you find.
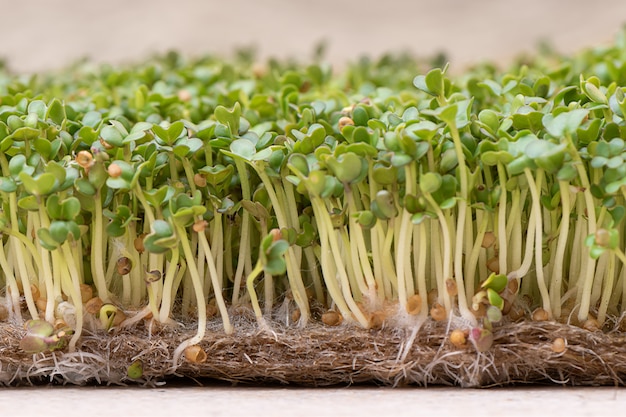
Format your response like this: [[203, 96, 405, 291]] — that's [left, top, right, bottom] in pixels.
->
[[2, 0, 626, 73]]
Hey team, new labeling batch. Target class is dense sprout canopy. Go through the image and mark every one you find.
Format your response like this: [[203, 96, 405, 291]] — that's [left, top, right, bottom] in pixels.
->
[[1, 34, 626, 369]]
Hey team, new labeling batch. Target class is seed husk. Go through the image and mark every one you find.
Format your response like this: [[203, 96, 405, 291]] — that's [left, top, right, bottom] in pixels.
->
[[80, 284, 93, 303], [322, 310, 343, 326], [134, 234, 146, 254], [532, 307, 549, 322], [193, 220, 209, 233], [184, 345, 207, 364], [30, 284, 40, 302], [116, 257, 132, 275], [76, 150, 93, 169], [481, 231, 496, 248], [338, 116, 354, 129], [486, 257, 500, 273], [508, 303, 526, 321], [430, 303, 447, 321], [193, 173, 207, 188], [369, 310, 386, 329], [107, 163, 122, 178], [291, 308, 301, 323], [507, 278, 520, 295], [445, 279, 458, 297], [0, 304, 8, 321], [113, 309, 126, 327], [406, 294, 422, 315], [85, 297, 104, 315], [552, 337, 566, 353], [583, 318, 600, 332], [471, 302, 487, 319], [144, 270, 162, 284], [53, 319, 68, 331], [206, 303, 218, 319], [177, 89, 192, 102], [35, 297, 47, 312], [450, 329, 468, 348], [427, 289, 438, 306], [99, 138, 114, 150]]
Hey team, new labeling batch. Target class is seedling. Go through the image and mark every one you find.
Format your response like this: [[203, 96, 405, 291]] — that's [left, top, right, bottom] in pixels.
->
[[3, 29, 626, 387]]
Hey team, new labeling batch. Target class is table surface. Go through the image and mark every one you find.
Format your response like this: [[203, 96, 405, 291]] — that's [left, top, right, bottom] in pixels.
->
[[0, 385, 624, 417]]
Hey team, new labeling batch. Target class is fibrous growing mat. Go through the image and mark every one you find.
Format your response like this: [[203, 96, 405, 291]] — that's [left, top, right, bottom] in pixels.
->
[[3, 316, 626, 387]]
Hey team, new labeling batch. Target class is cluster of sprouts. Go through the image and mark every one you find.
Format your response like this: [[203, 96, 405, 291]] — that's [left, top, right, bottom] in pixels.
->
[[2, 35, 626, 360]]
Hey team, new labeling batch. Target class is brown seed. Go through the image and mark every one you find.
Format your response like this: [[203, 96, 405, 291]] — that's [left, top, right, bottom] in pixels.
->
[[193, 173, 207, 188], [30, 284, 40, 302], [269, 228, 282, 242], [507, 278, 519, 295], [594, 229, 610, 247], [184, 345, 207, 364], [508, 303, 526, 321], [338, 116, 355, 130], [471, 302, 487, 318], [406, 294, 423, 315], [252, 63, 266, 79], [481, 231, 496, 248], [430, 303, 447, 321], [427, 289, 438, 306], [299, 80, 311, 93], [583, 318, 600, 332], [99, 137, 114, 150], [144, 270, 162, 284], [206, 304, 219, 319], [501, 298, 512, 315], [192, 220, 208, 233], [445, 279, 458, 297], [305, 288, 316, 300], [486, 257, 500, 273], [116, 257, 132, 275], [85, 297, 104, 314], [177, 89, 192, 102], [112, 309, 126, 326], [291, 308, 301, 323], [369, 310, 386, 329], [107, 163, 122, 178], [532, 307, 549, 322], [80, 284, 93, 303], [321, 310, 343, 326], [551, 337, 566, 353], [0, 304, 8, 321], [450, 329, 468, 348], [35, 297, 47, 312], [85, 297, 104, 315], [76, 150, 94, 169], [53, 319, 68, 331], [134, 234, 146, 254]]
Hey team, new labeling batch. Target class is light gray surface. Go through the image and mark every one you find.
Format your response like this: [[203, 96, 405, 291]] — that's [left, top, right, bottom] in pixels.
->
[[0, 386, 625, 417], [1, 0, 626, 73]]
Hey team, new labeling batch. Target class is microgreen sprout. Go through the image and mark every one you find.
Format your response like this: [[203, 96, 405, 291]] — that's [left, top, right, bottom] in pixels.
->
[[1, 31, 626, 371]]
